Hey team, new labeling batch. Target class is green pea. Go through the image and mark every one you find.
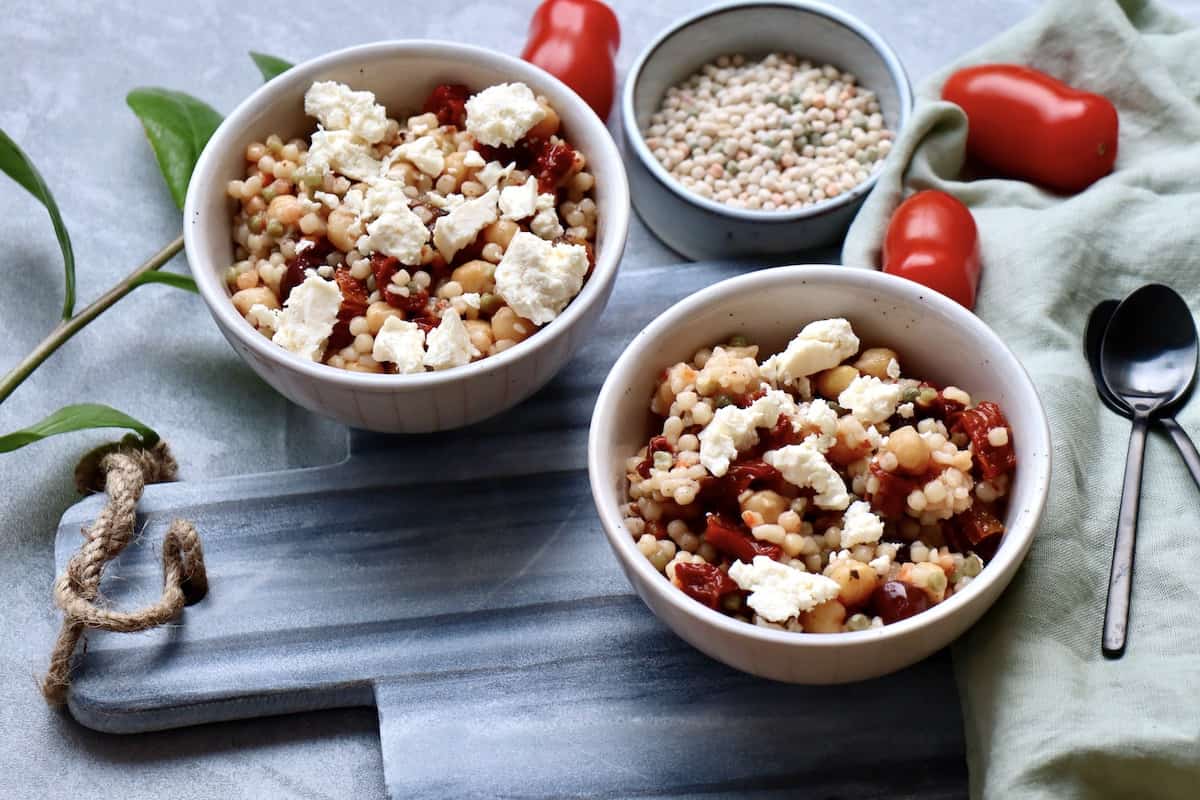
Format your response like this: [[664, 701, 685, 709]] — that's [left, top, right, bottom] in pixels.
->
[[846, 613, 871, 631], [728, 334, 749, 347], [265, 219, 284, 237], [714, 394, 733, 409], [478, 293, 502, 316], [901, 386, 921, 403], [917, 387, 939, 407], [248, 214, 265, 234], [261, 186, 277, 202]]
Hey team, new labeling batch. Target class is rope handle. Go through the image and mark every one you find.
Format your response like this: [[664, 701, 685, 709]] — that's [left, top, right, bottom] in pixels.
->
[[41, 441, 207, 706]]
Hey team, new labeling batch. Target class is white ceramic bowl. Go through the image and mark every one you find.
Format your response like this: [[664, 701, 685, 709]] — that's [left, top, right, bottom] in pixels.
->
[[186, 42, 630, 433], [622, 0, 912, 260], [588, 265, 1051, 683]]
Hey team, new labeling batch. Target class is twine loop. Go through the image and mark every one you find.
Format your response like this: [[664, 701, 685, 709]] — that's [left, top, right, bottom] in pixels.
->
[[41, 440, 207, 706]]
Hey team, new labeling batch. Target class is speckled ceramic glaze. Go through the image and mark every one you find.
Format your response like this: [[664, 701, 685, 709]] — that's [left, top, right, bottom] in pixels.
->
[[186, 41, 629, 433], [622, 0, 913, 260], [589, 265, 1052, 683]]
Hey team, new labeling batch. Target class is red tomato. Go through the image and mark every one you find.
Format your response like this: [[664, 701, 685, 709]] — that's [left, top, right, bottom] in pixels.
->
[[521, 0, 620, 121], [883, 190, 981, 309], [942, 64, 1118, 193]]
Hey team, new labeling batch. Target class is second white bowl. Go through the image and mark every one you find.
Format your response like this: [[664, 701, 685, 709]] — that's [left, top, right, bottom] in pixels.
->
[[588, 265, 1051, 683]]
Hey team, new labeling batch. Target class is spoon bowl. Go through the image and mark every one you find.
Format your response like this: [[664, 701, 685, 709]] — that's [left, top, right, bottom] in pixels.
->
[[1101, 285, 1198, 416]]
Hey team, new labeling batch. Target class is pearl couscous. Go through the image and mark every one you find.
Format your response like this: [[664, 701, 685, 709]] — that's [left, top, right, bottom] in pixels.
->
[[622, 318, 1017, 632], [225, 80, 598, 373], [642, 53, 893, 211]]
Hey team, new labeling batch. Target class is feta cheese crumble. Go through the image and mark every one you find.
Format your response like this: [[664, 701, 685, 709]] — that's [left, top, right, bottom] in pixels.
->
[[304, 81, 389, 144], [840, 500, 884, 548], [476, 160, 515, 189], [423, 308, 479, 370], [499, 176, 539, 220], [306, 129, 381, 181], [728, 556, 842, 622], [764, 438, 851, 510], [356, 178, 429, 265], [698, 389, 796, 476], [761, 318, 860, 389], [493, 231, 589, 325], [433, 188, 500, 261], [838, 374, 903, 425], [267, 276, 342, 361], [395, 135, 445, 177], [371, 316, 426, 374], [465, 82, 546, 147]]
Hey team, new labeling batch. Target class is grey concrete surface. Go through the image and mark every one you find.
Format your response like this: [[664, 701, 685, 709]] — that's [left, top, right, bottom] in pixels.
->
[[2, 1, 1197, 798]]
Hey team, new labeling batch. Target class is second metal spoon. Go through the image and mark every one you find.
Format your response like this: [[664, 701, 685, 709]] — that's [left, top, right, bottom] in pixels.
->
[[1085, 300, 1200, 488]]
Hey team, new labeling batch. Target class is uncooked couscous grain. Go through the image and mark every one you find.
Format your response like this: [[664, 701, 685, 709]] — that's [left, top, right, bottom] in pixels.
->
[[642, 53, 893, 211]]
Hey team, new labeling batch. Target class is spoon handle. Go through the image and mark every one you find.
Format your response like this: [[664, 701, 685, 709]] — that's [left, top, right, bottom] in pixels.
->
[[1103, 416, 1149, 658], [1160, 418, 1200, 491]]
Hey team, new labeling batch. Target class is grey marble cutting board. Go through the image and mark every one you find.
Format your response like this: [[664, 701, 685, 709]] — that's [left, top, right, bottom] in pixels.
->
[[54, 260, 966, 799]]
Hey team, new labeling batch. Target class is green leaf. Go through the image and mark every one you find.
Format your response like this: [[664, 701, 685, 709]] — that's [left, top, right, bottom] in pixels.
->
[[0, 404, 158, 454], [131, 271, 198, 293], [250, 52, 293, 82], [126, 88, 223, 210], [0, 128, 77, 319]]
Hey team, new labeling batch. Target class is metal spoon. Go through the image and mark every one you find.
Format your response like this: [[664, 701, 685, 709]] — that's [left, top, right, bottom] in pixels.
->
[[1085, 300, 1200, 486], [1099, 285, 1199, 658]]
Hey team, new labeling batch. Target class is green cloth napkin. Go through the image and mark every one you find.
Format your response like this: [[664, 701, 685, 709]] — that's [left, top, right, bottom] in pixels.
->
[[841, 1, 1200, 797]]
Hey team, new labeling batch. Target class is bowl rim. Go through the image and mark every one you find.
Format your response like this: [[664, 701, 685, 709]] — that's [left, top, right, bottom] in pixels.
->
[[620, 0, 913, 224], [588, 264, 1052, 650], [185, 39, 630, 392]]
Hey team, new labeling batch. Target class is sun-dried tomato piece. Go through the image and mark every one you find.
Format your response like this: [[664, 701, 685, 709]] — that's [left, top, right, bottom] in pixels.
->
[[645, 520, 668, 541], [674, 562, 739, 609], [636, 435, 675, 479], [956, 401, 1016, 479], [760, 413, 805, 450], [334, 268, 369, 320], [699, 460, 785, 514], [532, 139, 576, 192], [868, 462, 918, 518], [279, 238, 334, 302], [703, 514, 782, 562], [386, 285, 430, 314], [952, 505, 1004, 560], [412, 315, 440, 333], [936, 389, 967, 428], [422, 83, 471, 128], [371, 253, 399, 293]]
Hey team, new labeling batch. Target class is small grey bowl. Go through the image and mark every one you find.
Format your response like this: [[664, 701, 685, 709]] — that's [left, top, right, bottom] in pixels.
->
[[621, 0, 913, 261]]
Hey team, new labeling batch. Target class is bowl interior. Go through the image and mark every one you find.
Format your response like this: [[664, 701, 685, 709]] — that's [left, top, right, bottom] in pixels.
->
[[630, 2, 908, 145], [596, 266, 1049, 592], [189, 43, 626, 362]]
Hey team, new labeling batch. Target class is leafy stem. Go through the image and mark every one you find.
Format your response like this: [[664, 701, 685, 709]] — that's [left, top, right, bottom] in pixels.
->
[[0, 235, 184, 405]]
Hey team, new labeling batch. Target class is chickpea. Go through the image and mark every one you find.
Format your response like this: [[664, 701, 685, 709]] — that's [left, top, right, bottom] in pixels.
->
[[482, 219, 519, 249], [799, 599, 846, 633], [826, 559, 878, 609], [451, 260, 495, 294], [365, 300, 403, 335], [491, 306, 536, 342], [464, 319, 494, 355], [266, 194, 303, 226], [232, 286, 279, 316], [327, 206, 360, 252], [527, 102, 561, 140], [740, 490, 788, 525], [885, 426, 931, 475], [814, 365, 859, 399], [854, 347, 899, 379]]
